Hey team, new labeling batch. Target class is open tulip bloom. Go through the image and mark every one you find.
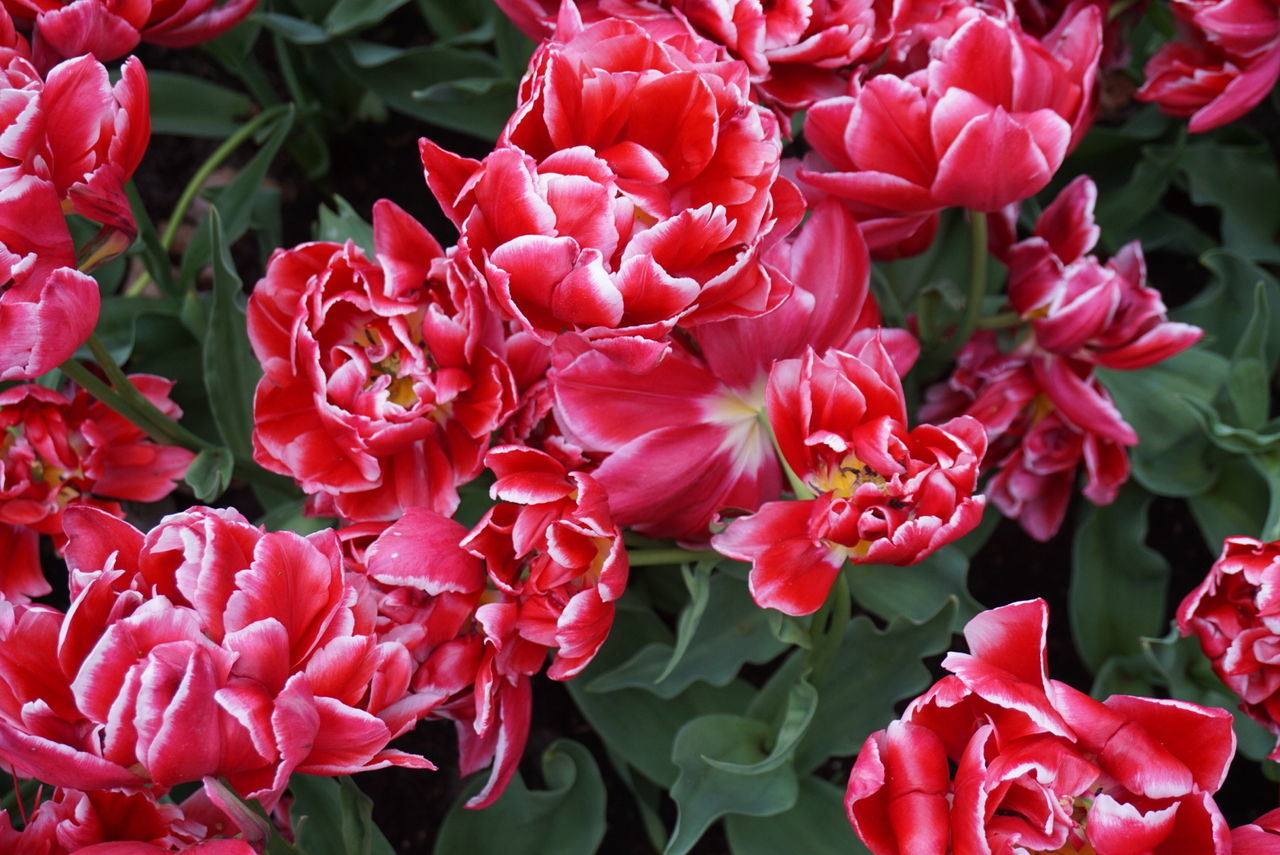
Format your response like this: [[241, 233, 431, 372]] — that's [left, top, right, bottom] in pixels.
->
[[3, 0, 1280, 849]]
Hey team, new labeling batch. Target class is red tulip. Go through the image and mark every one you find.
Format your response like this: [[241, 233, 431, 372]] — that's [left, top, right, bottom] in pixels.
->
[[249, 200, 518, 523], [848, 599, 1237, 855], [713, 341, 986, 615], [800, 5, 1101, 215]]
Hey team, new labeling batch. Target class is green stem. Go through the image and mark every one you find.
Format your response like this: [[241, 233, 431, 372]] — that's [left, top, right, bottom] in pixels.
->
[[124, 105, 290, 297], [943, 210, 990, 361], [760, 411, 815, 500], [628, 547, 721, 567], [975, 311, 1022, 331], [73, 334, 215, 452], [805, 572, 851, 678]]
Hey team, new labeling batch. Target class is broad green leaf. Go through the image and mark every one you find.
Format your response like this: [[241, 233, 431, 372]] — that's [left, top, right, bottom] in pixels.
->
[[1093, 141, 1182, 248], [1183, 397, 1280, 455], [567, 602, 754, 787], [793, 600, 957, 771], [1228, 283, 1272, 429], [1090, 652, 1158, 699], [324, 0, 411, 34], [1097, 348, 1228, 496], [257, 11, 331, 43], [343, 41, 512, 140], [1180, 142, 1280, 263], [148, 71, 254, 138], [848, 545, 981, 628], [315, 195, 376, 257], [603, 748, 668, 852], [666, 714, 799, 855], [1069, 485, 1170, 673], [704, 677, 817, 776], [1188, 454, 1268, 548], [1254, 450, 1280, 542], [80, 296, 180, 364], [494, 11, 535, 76], [415, 0, 491, 41], [1177, 250, 1280, 369], [202, 208, 261, 459], [1144, 630, 1275, 761], [184, 446, 234, 502], [725, 775, 867, 855], [257, 496, 335, 534], [587, 573, 785, 698], [289, 775, 395, 855], [659, 560, 715, 682], [434, 740, 606, 855], [874, 209, 969, 310]]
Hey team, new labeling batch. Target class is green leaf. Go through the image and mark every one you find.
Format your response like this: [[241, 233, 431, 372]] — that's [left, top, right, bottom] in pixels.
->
[[1093, 141, 1182, 248], [81, 296, 180, 364], [704, 677, 817, 776], [434, 740, 606, 855], [288, 775, 395, 855], [1182, 396, 1280, 455], [793, 600, 956, 771], [257, 11, 331, 43], [587, 573, 786, 698], [343, 41, 512, 140], [1097, 348, 1228, 496], [179, 107, 295, 289], [1177, 250, 1280, 369], [125, 182, 179, 299], [1188, 454, 1268, 549], [658, 560, 715, 682], [315, 195, 376, 258], [847, 545, 981, 629], [1254, 450, 1280, 542], [184, 446, 234, 502], [1144, 630, 1275, 761], [1228, 283, 1272, 429], [725, 775, 868, 855], [1069, 485, 1170, 673], [202, 208, 262, 460], [666, 714, 799, 855], [567, 601, 755, 787], [1179, 141, 1280, 263], [148, 71, 254, 138], [324, 0, 411, 34]]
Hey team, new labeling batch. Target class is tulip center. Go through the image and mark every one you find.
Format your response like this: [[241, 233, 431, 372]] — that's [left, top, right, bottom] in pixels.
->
[[813, 454, 886, 498]]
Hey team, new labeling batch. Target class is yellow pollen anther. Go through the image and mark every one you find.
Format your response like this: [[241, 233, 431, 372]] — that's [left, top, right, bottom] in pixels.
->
[[812, 454, 886, 498]]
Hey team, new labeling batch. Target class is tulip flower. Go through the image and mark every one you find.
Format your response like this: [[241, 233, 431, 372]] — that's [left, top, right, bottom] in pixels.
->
[[848, 599, 1237, 854]]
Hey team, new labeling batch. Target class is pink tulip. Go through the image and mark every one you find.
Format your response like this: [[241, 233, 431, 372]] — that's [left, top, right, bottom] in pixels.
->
[[800, 5, 1101, 215], [1138, 0, 1280, 131], [848, 599, 1238, 855], [714, 341, 986, 615], [249, 200, 518, 523], [422, 6, 801, 342], [1179, 536, 1280, 759]]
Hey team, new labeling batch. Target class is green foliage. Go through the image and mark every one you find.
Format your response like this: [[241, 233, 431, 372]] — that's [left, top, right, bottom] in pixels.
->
[[1069, 485, 1171, 673], [268, 776, 396, 855], [435, 740, 606, 855]]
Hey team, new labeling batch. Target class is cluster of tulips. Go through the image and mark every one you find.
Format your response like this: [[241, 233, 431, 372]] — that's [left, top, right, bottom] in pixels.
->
[[1, 0, 1280, 850]]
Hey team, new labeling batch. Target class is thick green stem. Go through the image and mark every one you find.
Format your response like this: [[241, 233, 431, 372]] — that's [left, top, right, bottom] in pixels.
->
[[124, 105, 290, 297], [806, 572, 851, 678], [760, 411, 815, 500], [976, 311, 1023, 331], [628, 548, 721, 567], [942, 210, 990, 360]]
